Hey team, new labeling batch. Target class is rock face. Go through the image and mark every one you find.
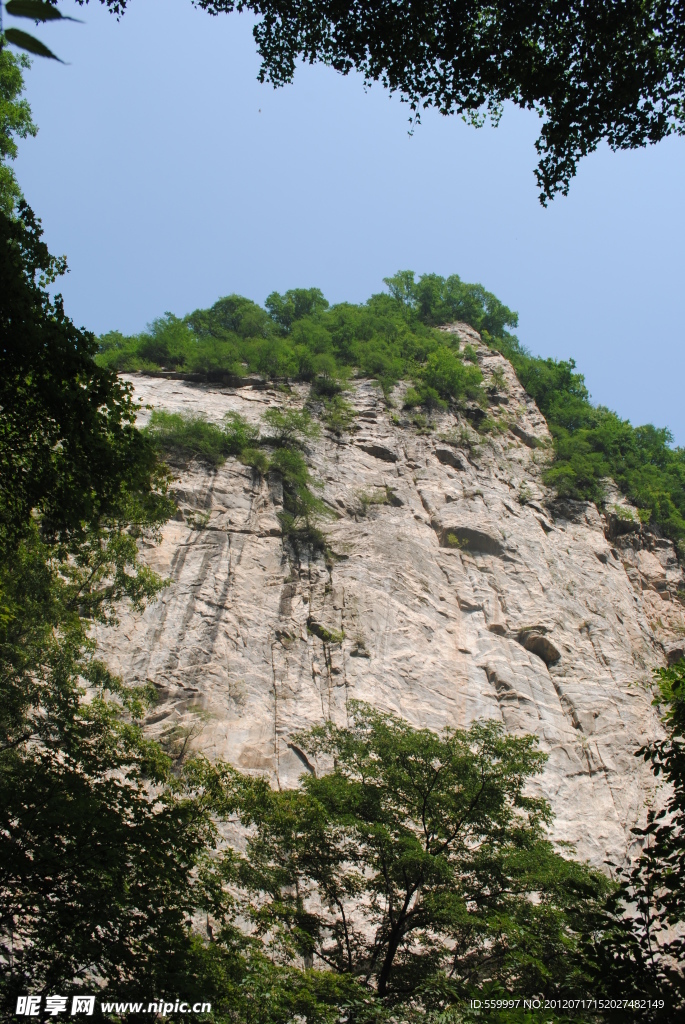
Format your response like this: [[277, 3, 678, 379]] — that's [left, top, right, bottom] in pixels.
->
[[97, 326, 685, 868]]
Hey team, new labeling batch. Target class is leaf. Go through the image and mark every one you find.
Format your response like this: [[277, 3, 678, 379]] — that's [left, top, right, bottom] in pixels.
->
[[3, 26, 65, 60], [5, 0, 82, 20]]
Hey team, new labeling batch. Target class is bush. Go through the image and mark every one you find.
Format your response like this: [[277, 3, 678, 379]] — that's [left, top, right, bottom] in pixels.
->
[[144, 411, 258, 467], [187, 293, 272, 339], [265, 287, 330, 331], [319, 394, 356, 434], [263, 406, 320, 446], [421, 347, 484, 403], [383, 269, 518, 335]]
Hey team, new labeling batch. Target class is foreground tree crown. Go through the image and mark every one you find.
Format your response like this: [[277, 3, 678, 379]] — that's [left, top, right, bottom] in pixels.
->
[[82, 0, 685, 203], [227, 703, 611, 1004]]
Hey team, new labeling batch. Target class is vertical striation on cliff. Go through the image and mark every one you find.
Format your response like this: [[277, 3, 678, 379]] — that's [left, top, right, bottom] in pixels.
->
[[95, 327, 685, 868]]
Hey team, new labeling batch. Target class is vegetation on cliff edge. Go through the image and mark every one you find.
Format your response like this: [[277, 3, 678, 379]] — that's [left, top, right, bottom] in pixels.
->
[[98, 272, 685, 553]]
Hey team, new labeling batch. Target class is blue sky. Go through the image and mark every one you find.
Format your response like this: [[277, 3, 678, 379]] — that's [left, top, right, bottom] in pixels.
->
[[11, 0, 685, 443]]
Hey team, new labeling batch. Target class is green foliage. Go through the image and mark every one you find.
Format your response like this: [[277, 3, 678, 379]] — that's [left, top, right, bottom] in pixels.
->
[[97, 313, 199, 372], [402, 386, 423, 409], [475, 414, 504, 436], [580, 662, 685, 1021], [357, 488, 390, 516], [241, 445, 270, 476], [0, 198, 228, 1010], [0, 552, 223, 1005], [143, 403, 332, 552], [0, 204, 172, 559], [0, 195, 373, 1023], [319, 393, 356, 435], [144, 409, 259, 467], [5, 179, 683, 1016], [266, 287, 330, 330], [488, 366, 508, 393], [2, 1, 84, 65], [421, 347, 483, 403], [95, 272, 491, 411], [383, 271, 518, 336], [0, 529, 344, 1021], [97, 269, 685, 549], [269, 445, 330, 548], [228, 702, 610, 1005], [188, 292, 273, 339], [3, 26, 63, 63], [492, 335, 685, 545], [0, 200, 234, 1015], [263, 405, 320, 445], [307, 620, 345, 644], [517, 482, 533, 505], [101, 271, 685, 550], [410, 411, 434, 434], [0, 46, 37, 215]]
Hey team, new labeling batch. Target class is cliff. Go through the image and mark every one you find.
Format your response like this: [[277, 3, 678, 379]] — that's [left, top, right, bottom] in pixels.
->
[[96, 324, 685, 868]]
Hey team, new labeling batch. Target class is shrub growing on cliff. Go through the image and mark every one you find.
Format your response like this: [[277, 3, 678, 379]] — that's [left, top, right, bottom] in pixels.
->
[[263, 406, 320, 446], [383, 270, 518, 337], [144, 410, 259, 467]]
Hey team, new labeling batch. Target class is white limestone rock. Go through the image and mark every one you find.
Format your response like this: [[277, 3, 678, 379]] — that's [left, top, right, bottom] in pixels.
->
[[94, 333, 685, 870]]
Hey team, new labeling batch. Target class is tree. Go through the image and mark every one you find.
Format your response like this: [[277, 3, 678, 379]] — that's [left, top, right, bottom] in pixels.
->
[[0, 202, 172, 558], [88, 0, 685, 204], [0, 45, 36, 215], [0, 542, 223, 1008], [0, 193, 218, 1012], [582, 661, 685, 1023], [266, 288, 330, 331], [0, 188, 369, 1023], [384, 271, 518, 337], [0, 160, 231, 1010], [227, 702, 609, 1006]]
